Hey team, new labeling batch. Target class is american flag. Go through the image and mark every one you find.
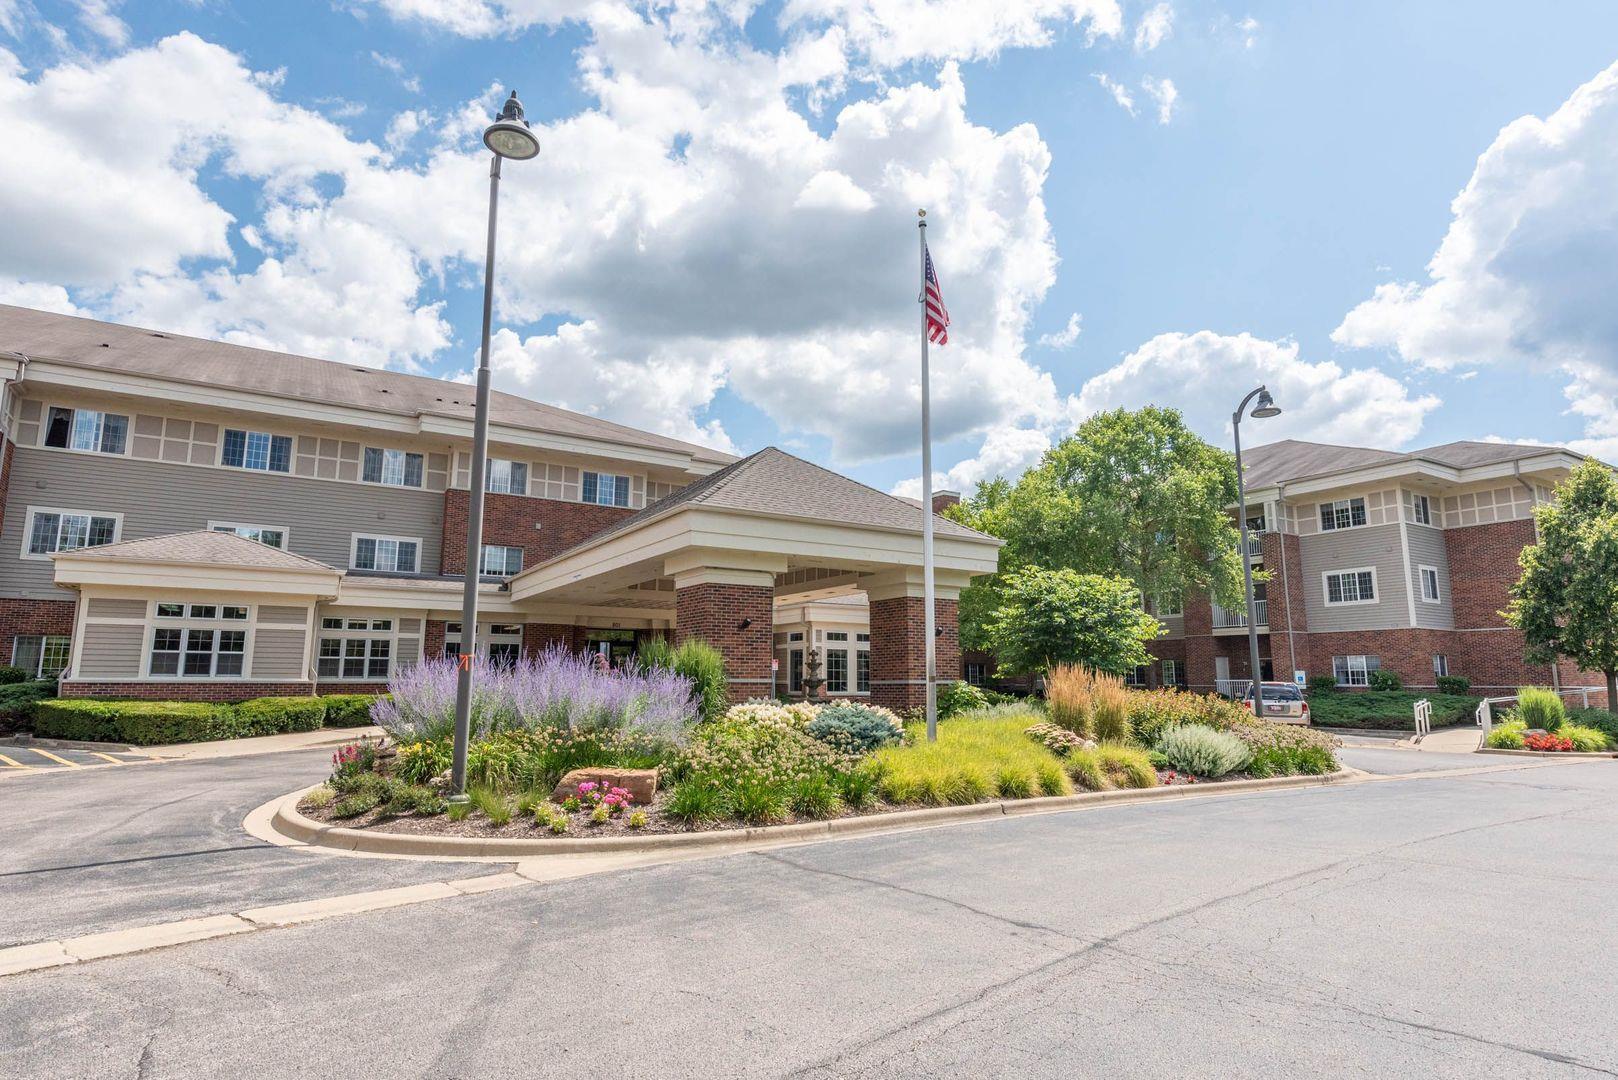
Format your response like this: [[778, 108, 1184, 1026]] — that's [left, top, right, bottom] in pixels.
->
[[923, 244, 950, 345]]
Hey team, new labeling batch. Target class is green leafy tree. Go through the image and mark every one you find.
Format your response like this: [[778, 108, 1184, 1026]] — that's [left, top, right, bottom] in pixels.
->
[[946, 407, 1245, 648], [983, 567, 1162, 676], [1507, 459, 1618, 704]]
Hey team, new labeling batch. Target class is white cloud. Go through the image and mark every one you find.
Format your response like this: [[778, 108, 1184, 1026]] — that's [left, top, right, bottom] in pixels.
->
[[1036, 312, 1082, 348], [1133, 2, 1172, 53], [778, 0, 1123, 67], [1333, 60, 1618, 454], [370, 51, 422, 94], [1093, 72, 1135, 115], [385, 108, 429, 152], [1237, 15, 1259, 48], [1141, 74, 1177, 124], [794, 170, 875, 212], [1078, 331, 1441, 449], [0, 278, 81, 315], [892, 423, 1052, 498]]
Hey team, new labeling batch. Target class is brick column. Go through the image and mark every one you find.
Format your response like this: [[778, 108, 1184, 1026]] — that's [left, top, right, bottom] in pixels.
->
[[523, 622, 575, 657], [424, 620, 446, 663], [674, 579, 775, 702], [864, 587, 961, 713], [1262, 530, 1309, 683], [1182, 588, 1216, 691]]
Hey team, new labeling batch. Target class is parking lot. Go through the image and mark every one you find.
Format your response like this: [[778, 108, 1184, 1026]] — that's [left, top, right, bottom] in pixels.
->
[[0, 740, 152, 773]]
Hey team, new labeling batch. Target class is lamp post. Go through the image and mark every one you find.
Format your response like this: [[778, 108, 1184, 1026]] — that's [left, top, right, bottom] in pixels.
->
[[1232, 385, 1281, 720], [449, 91, 541, 803]]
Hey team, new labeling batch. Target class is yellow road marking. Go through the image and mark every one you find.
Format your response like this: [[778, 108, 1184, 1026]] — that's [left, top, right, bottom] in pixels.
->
[[28, 747, 81, 768], [0, 752, 33, 769], [89, 752, 126, 765]]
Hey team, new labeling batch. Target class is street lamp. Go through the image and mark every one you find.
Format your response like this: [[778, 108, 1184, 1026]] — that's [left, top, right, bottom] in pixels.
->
[[1233, 386, 1280, 721], [449, 91, 539, 803]]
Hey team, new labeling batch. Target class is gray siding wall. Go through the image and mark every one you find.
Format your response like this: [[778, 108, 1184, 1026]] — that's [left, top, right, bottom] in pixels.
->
[[0, 447, 443, 600], [85, 597, 146, 619], [1407, 525, 1455, 630], [259, 605, 309, 625], [251, 628, 308, 680], [1297, 523, 1410, 631], [78, 622, 145, 679]]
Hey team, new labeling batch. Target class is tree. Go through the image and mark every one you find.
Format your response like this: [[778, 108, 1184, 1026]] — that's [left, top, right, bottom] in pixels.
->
[[1507, 459, 1618, 704], [946, 407, 1245, 648], [983, 567, 1162, 676]]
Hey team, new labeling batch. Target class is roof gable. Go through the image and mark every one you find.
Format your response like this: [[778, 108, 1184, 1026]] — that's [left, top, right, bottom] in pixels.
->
[[54, 530, 339, 572]]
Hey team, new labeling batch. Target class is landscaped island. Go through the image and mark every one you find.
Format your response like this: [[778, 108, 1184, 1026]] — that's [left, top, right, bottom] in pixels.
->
[[298, 653, 1342, 838]]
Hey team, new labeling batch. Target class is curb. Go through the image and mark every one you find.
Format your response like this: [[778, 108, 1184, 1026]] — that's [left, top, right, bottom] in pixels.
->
[[1474, 747, 1617, 760], [267, 768, 1359, 860]]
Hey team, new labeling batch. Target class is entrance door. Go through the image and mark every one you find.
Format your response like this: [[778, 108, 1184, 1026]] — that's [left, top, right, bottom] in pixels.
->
[[583, 628, 637, 667]]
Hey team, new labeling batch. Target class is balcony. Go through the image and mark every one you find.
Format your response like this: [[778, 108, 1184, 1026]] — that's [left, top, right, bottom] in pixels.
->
[[1242, 531, 1266, 558], [1211, 599, 1267, 632]]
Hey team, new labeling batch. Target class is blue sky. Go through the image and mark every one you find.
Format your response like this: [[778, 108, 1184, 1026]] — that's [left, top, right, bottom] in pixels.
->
[[2, 1, 1617, 494]]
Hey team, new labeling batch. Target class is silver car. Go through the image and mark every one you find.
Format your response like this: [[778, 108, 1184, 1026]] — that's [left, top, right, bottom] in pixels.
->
[[1239, 681, 1310, 724]]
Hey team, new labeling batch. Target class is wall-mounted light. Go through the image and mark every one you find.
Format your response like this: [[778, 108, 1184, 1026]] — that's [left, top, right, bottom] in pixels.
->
[[738, 618, 753, 630], [935, 627, 944, 637]]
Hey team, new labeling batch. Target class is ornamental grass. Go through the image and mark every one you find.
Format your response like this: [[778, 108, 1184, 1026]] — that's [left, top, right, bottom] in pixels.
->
[[873, 714, 1072, 806]]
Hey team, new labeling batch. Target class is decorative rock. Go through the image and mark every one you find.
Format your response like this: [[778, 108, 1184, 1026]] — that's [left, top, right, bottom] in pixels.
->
[[553, 767, 658, 804]]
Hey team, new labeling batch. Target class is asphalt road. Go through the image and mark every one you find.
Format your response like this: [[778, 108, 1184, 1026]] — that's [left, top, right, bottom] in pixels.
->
[[3, 748, 1615, 1078]]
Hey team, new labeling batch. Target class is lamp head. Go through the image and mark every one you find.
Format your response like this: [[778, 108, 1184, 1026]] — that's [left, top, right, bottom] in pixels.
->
[[483, 91, 540, 160], [1250, 388, 1281, 419]]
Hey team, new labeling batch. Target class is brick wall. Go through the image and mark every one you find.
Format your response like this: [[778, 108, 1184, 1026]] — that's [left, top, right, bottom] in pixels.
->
[[1298, 627, 1555, 692], [1181, 588, 1216, 690], [316, 682, 390, 695], [523, 622, 575, 655], [59, 681, 315, 702], [867, 595, 960, 710], [0, 597, 76, 665], [424, 620, 445, 662], [1263, 530, 1308, 681], [440, 489, 635, 575], [675, 582, 774, 701], [1445, 518, 1533, 628]]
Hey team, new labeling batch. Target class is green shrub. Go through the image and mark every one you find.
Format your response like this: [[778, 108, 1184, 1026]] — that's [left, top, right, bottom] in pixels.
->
[[789, 775, 842, 819], [1248, 745, 1337, 778], [320, 693, 383, 727], [805, 703, 904, 753], [32, 699, 235, 744], [672, 640, 728, 723], [937, 680, 989, 719], [666, 780, 727, 824], [1568, 708, 1618, 746], [1155, 724, 1252, 778], [0, 665, 31, 685], [834, 765, 880, 809], [1515, 686, 1566, 731], [1064, 749, 1110, 792], [1306, 691, 1476, 730], [1435, 675, 1471, 695], [874, 715, 1071, 806], [1094, 743, 1158, 788], [1127, 688, 1249, 746], [637, 635, 675, 673], [0, 680, 55, 730], [1368, 669, 1403, 691], [1558, 724, 1611, 752], [234, 696, 326, 737], [1306, 674, 1339, 696], [458, 727, 676, 794], [1485, 720, 1527, 749]]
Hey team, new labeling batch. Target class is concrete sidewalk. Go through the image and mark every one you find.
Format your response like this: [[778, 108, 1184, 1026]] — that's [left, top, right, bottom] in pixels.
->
[[1403, 724, 1481, 753], [141, 726, 385, 762]]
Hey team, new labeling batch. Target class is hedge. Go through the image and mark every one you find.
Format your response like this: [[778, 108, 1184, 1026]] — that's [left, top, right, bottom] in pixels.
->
[[234, 696, 327, 736], [32, 699, 240, 745], [319, 693, 384, 727], [1305, 690, 1478, 730], [0, 680, 55, 731]]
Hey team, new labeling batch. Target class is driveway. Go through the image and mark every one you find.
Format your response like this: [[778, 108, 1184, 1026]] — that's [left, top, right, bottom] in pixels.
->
[[2, 748, 1614, 1078]]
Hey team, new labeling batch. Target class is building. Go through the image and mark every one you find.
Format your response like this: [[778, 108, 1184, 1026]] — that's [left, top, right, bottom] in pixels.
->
[[1145, 438, 1604, 697], [0, 305, 1000, 708]]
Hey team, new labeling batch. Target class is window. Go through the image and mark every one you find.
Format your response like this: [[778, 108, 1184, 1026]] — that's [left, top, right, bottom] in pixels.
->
[[1332, 654, 1381, 687], [318, 638, 392, 679], [824, 649, 848, 692], [856, 633, 870, 643], [789, 649, 804, 692], [351, 535, 420, 574], [12, 635, 70, 679], [222, 429, 292, 473], [1433, 654, 1449, 677], [442, 622, 520, 666], [1125, 665, 1148, 688], [964, 662, 987, 686], [1162, 658, 1182, 687], [44, 406, 127, 454], [825, 631, 849, 642], [1413, 494, 1432, 526], [582, 471, 631, 507], [210, 522, 288, 549], [24, 508, 119, 558], [157, 603, 246, 620], [1156, 592, 1183, 617], [150, 627, 245, 678], [486, 459, 528, 495], [362, 447, 425, 487], [789, 632, 804, 642], [1319, 497, 1368, 531], [856, 651, 870, 693], [479, 544, 524, 576], [1419, 565, 1441, 603], [1324, 568, 1377, 605]]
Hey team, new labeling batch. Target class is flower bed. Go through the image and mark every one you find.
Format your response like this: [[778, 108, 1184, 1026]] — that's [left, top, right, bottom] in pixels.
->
[[1483, 689, 1616, 752]]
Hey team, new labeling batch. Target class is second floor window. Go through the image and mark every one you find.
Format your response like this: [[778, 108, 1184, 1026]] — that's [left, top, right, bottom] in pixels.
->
[[45, 406, 128, 454], [352, 535, 419, 574], [363, 447, 424, 487], [479, 544, 523, 576], [210, 522, 288, 549], [1413, 494, 1432, 526], [222, 429, 292, 473], [582, 471, 631, 507], [1324, 568, 1376, 605], [486, 459, 527, 495], [26, 509, 118, 556], [1319, 497, 1367, 531]]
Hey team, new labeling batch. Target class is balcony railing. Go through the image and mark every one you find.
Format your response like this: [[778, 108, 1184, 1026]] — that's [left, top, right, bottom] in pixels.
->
[[1242, 531, 1265, 558], [1211, 599, 1267, 629]]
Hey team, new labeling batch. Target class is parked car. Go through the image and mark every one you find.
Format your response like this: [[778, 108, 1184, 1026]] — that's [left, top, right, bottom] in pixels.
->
[[1238, 681, 1310, 725]]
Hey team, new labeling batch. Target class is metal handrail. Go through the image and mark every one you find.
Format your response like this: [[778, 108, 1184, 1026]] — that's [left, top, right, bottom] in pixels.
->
[[1413, 699, 1432, 741], [1476, 686, 1597, 731], [1212, 599, 1267, 629]]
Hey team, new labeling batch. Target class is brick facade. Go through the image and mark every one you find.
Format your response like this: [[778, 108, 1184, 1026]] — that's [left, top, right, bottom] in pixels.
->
[[440, 489, 635, 575], [867, 595, 960, 711], [1445, 519, 1533, 628], [59, 681, 315, 702], [674, 582, 774, 701], [0, 597, 76, 666], [424, 619, 445, 662], [523, 622, 576, 656]]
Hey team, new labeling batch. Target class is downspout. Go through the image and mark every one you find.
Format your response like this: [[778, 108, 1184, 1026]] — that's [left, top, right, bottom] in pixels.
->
[[1276, 483, 1299, 681], [1515, 460, 1559, 693]]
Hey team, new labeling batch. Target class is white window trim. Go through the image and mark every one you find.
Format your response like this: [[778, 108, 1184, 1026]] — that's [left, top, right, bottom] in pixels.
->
[[349, 533, 423, 574], [1411, 494, 1435, 527], [1418, 564, 1442, 604], [20, 506, 124, 561], [12, 633, 72, 679], [217, 426, 295, 474], [39, 402, 133, 459], [1322, 566, 1379, 607], [485, 458, 529, 496], [143, 605, 256, 680], [361, 446, 426, 489], [1318, 497, 1369, 532], [581, 470, 633, 508], [1333, 654, 1379, 687], [208, 520, 291, 549], [478, 544, 524, 577]]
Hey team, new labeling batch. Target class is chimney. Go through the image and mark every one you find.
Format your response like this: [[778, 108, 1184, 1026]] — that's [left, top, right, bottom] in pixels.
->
[[931, 489, 962, 513]]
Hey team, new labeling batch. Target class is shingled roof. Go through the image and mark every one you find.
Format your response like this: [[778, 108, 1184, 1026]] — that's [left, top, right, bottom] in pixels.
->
[[1241, 438, 1575, 489], [52, 530, 340, 572], [0, 305, 735, 466]]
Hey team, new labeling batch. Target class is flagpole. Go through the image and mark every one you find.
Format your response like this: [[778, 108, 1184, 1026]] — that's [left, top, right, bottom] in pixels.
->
[[918, 209, 938, 744]]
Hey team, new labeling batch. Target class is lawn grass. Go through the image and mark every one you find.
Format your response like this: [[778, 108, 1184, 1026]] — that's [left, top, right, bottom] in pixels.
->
[[1306, 691, 1477, 730], [873, 714, 1071, 806]]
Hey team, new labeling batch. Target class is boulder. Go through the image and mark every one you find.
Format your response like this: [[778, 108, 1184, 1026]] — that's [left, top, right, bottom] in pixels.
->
[[553, 767, 658, 804]]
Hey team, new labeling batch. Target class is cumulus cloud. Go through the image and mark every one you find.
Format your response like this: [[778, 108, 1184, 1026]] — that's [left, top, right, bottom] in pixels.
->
[[1333, 60, 1618, 454], [892, 423, 1052, 498], [1133, 2, 1172, 52], [1036, 312, 1082, 348]]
